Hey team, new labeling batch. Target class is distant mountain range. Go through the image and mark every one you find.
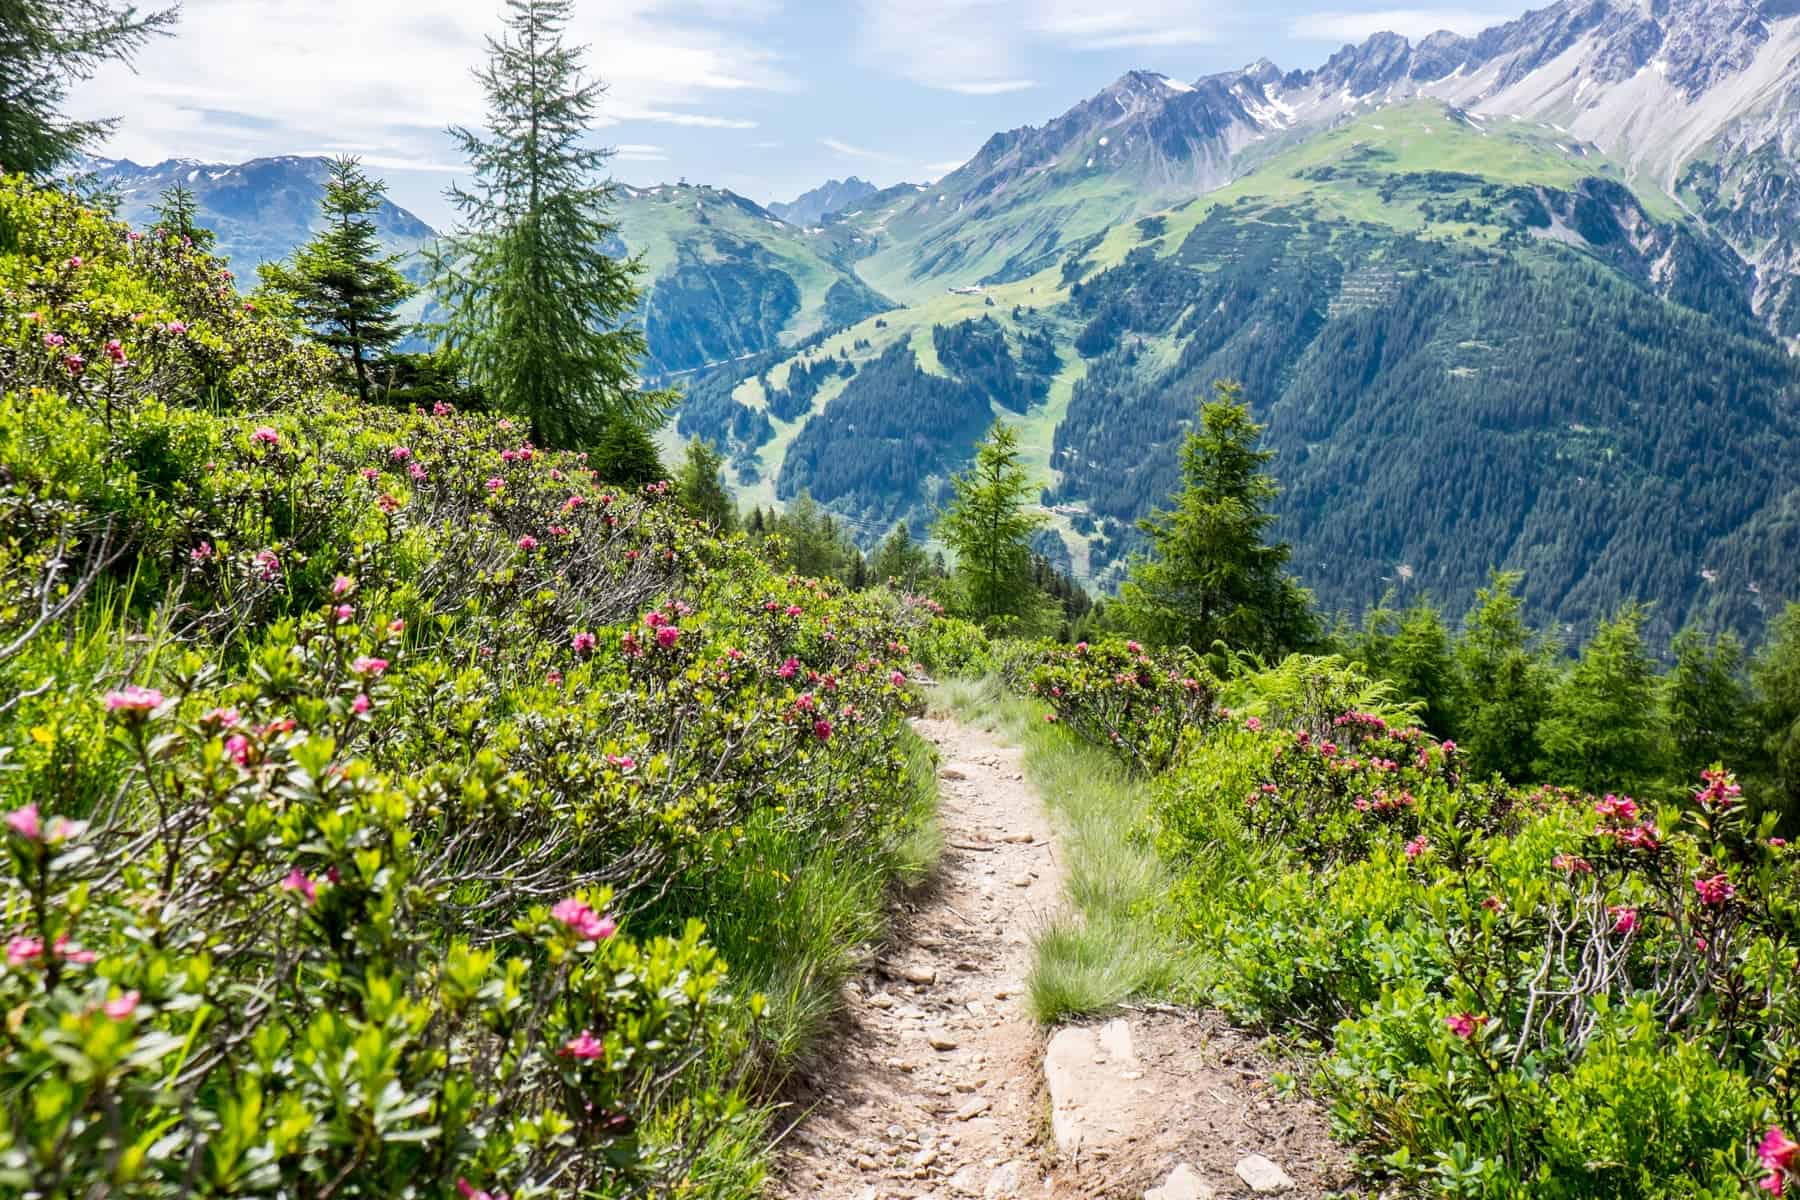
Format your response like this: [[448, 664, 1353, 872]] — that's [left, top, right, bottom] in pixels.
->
[[89, 155, 435, 266], [767, 177, 880, 226], [98, 0, 1800, 638]]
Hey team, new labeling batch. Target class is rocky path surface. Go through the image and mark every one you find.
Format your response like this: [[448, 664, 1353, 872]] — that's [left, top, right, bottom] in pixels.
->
[[772, 715, 1061, 1199], [771, 714, 1347, 1199]]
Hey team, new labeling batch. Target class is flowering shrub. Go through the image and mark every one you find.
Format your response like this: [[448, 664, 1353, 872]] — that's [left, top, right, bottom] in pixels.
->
[[1148, 656, 1799, 1196], [0, 179, 940, 1197], [1023, 638, 1217, 773]]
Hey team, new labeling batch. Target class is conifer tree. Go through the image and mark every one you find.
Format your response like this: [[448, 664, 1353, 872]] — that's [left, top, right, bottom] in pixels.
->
[[870, 522, 930, 591], [1537, 605, 1666, 795], [935, 422, 1052, 633], [1665, 627, 1759, 794], [1753, 603, 1800, 821], [428, 0, 663, 448], [675, 436, 736, 531], [589, 416, 665, 487], [0, 0, 175, 177], [1457, 571, 1551, 783], [1358, 598, 1461, 737], [260, 157, 413, 403], [1116, 382, 1315, 657], [151, 182, 213, 250], [773, 492, 856, 583]]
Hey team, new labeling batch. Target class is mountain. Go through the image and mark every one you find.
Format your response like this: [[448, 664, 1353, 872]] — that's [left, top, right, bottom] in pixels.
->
[[768, 176, 880, 226], [608, 183, 892, 377], [88, 155, 435, 267], [673, 0, 1800, 641], [87, 156, 892, 380], [97, 0, 1800, 638]]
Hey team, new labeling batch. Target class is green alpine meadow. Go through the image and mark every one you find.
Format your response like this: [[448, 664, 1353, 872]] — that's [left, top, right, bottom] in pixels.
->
[[8, 0, 1800, 1196]]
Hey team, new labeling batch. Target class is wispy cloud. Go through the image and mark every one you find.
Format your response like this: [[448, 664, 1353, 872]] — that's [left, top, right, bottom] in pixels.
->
[[1290, 8, 1514, 41], [855, 0, 1220, 94], [635, 110, 758, 130], [72, 0, 786, 167], [945, 80, 1037, 95], [613, 143, 670, 162], [821, 136, 890, 160]]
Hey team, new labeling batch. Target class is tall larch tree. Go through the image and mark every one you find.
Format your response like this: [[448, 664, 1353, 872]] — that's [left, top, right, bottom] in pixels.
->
[[260, 156, 413, 403], [428, 0, 664, 449], [0, 0, 175, 177], [935, 421, 1052, 633], [1117, 382, 1315, 658]]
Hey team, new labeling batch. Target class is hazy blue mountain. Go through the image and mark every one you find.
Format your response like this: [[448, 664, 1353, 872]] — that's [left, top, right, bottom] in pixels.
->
[[768, 176, 879, 226]]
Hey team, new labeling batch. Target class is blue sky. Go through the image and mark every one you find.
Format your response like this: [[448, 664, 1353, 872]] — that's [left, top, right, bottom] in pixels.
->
[[73, 0, 1532, 228]]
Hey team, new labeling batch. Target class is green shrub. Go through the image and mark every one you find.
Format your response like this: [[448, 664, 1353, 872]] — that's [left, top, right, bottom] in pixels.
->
[[0, 177, 950, 1198], [1134, 652, 1798, 1197], [1023, 637, 1218, 773]]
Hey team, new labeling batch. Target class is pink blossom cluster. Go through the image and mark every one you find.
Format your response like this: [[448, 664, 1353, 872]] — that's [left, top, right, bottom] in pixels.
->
[[550, 897, 616, 942]]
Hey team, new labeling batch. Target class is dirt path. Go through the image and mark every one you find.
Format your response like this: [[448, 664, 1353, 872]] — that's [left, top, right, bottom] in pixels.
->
[[772, 715, 1062, 1199], [772, 715, 1349, 1199]]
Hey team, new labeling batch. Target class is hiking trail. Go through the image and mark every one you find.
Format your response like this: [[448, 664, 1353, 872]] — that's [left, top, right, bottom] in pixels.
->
[[771, 714, 1347, 1199]]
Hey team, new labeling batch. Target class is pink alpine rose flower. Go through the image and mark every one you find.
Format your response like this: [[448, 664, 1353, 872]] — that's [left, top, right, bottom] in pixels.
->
[[1444, 1012, 1483, 1039], [351, 656, 388, 677], [1762, 1127, 1800, 1196], [280, 869, 318, 905], [105, 685, 164, 716], [655, 625, 680, 649], [6, 936, 44, 967], [1694, 873, 1735, 907], [5, 804, 41, 842], [561, 1030, 605, 1060], [250, 426, 280, 447], [104, 991, 141, 1019], [571, 631, 597, 654], [550, 897, 616, 941]]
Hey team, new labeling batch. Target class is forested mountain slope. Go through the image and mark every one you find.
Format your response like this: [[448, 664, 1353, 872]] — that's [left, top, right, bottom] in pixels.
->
[[609, 183, 892, 376], [684, 103, 1800, 642]]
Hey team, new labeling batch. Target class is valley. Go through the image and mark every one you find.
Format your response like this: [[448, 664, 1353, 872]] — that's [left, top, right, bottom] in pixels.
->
[[80, 0, 1800, 641]]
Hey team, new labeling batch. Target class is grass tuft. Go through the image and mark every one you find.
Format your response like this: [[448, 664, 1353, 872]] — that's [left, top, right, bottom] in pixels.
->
[[931, 675, 1202, 1023]]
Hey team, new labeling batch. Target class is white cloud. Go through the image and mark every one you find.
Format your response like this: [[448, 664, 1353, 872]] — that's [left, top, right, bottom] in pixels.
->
[[821, 136, 888, 160], [855, 0, 1218, 93], [945, 80, 1037, 95], [635, 111, 759, 129], [1290, 8, 1513, 41], [70, 0, 786, 167], [613, 143, 670, 161], [922, 159, 969, 176]]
